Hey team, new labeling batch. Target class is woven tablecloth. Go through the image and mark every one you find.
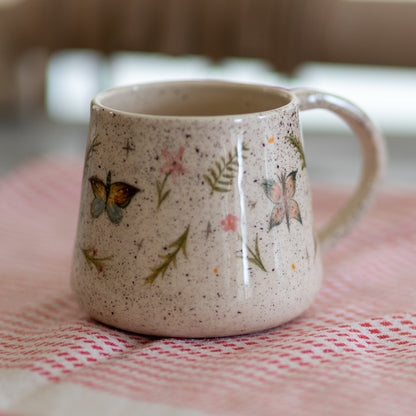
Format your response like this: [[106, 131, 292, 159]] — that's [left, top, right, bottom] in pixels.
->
[[0, 158, 415, 416]]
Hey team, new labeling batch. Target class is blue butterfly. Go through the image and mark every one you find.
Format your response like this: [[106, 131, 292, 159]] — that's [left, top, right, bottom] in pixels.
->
[[89, 171, 141, 224]]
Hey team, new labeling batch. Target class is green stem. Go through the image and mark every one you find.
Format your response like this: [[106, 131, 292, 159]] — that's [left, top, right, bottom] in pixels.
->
[[287, 135, 306, 170], [238, 233, 267, 272], [156, 172, 171, 209], [145, 225, 190, 284], [204, 142, 249, 194], [210, 154, 238, 194], [81, 247, 112, 273], [84, 134, 101, 170]]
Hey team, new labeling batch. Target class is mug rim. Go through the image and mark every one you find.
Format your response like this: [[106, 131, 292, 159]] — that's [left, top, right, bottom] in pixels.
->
[[92, 79, 297, 120]]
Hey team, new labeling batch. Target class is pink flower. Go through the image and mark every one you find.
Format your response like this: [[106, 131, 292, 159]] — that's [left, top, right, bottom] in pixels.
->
[[221, 214, 238, 232], [160, 147, 188, 183]]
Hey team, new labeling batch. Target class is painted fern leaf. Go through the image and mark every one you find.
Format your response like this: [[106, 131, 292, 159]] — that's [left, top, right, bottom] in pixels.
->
[[145, 225, 190, 284], [287, 135, 306, 169], [84, 134, 101, 171], [203, 142, 249, 194], [240, 233, 267, 272]]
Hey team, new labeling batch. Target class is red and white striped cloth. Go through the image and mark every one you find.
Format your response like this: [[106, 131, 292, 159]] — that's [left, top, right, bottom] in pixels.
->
[[0, 158, 415, 416]]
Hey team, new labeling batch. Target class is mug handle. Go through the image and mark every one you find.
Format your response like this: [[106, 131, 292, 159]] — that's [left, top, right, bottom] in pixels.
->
[[291, 88, 386, 254]]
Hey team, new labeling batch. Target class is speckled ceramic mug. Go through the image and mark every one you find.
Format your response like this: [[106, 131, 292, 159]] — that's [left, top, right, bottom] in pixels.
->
[[71, 80, 385, 337]]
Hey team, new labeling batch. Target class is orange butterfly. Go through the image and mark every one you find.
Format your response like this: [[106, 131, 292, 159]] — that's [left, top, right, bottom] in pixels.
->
[[89, 171, 141, 224], [261, 170, 302, 231]]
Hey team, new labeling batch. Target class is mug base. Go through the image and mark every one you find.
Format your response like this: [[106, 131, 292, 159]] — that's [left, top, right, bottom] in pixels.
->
[[85, 305, 313, 339]]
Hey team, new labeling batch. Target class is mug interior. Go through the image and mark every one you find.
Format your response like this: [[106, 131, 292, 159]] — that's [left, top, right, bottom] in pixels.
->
[[95, 81, 292, 117]]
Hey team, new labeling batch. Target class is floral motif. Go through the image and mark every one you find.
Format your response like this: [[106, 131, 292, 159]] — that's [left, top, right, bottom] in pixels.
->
[[160, 147, 187, 182], [286, 135, 306, 169], [84, 133, 101, 171], [157, 147, 188, 209], [221, 214, 238, 232], [203, 142, 249, 195], [261, 170, 302, 231], [221, 214, 267, 272], [242, 233, 267, 272], [81, 246, 112, 274], [145, 225, 190, 284]]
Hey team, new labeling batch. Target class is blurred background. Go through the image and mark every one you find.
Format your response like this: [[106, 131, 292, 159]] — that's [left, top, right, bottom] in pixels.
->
[[0, 0, 415, 187]]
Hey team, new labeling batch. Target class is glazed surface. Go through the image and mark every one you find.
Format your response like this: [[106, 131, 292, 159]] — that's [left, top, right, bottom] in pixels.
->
[[71, 82, 322, 337]]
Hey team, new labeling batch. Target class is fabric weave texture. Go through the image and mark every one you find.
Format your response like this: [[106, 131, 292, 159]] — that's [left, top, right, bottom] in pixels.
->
[[0, 158, 415, 416]]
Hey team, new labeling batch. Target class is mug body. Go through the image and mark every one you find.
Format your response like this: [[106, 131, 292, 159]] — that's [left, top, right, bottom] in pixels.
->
[[70, 80, 322, 337]]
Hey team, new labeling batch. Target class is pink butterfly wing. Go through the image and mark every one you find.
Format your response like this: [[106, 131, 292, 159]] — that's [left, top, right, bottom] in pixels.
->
[[262, 180, 282, 204], [289, 199, 302, 224], [269, 200, 286, 230], [285, 170, 297, 199]]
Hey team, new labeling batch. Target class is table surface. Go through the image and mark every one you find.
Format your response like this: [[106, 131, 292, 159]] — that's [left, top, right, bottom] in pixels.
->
[[0, 118, 415, 416]]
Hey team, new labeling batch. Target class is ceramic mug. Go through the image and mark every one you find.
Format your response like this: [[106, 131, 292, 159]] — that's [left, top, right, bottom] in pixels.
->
[[70, 80, 385, 337]]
